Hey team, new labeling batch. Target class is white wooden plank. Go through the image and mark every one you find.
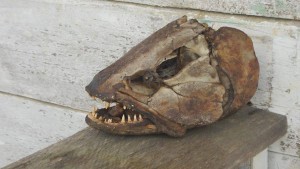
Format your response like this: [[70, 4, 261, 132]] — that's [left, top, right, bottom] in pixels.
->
[[0, 0, 300, 166], [252, 149, 268, 169], [0, 93, 87, 168], [268, 106, 300, 157], [269, 152, 300, 169], [111, 0, 300, 20], [0, 0, 184, 111]]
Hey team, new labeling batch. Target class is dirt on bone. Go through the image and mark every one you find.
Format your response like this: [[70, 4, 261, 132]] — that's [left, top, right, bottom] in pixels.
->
[[85, 16, 259, 136], [107, 103, 124, 116]]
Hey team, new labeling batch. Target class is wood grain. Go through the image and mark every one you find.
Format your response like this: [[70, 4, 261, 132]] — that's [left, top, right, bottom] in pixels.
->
[[3, 106, 287, 169], [111, 0, 300, 20]]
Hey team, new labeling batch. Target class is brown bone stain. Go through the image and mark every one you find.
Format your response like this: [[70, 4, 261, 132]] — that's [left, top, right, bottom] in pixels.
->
[[85, 16, 259, 136], [211, 27, 259, 113]]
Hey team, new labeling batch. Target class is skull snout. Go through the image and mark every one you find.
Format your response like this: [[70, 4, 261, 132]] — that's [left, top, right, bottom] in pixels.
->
[[85, 82, 97, 97]]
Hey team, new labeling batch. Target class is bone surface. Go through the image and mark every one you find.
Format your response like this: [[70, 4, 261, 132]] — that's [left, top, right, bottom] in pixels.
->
[[85, 16, 259, 136]]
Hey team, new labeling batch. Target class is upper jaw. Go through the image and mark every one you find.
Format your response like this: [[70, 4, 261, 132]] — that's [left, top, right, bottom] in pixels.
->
[[85, 91, 160, 135]]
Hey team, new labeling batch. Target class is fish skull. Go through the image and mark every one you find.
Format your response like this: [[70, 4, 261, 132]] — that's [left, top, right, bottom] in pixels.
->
[[85, 16, 259, 137]]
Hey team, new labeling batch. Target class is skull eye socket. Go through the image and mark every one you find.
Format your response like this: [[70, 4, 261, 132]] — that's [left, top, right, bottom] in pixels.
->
[[128, 70, 159, 96], [156, 57, 179, 80], [125, 50, 198, 96], [126, 35, 209, 97], [127, 51, 182, 96], [178, 47, 201, 68]]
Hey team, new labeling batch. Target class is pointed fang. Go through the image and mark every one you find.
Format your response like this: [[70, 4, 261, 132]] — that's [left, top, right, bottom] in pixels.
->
[[104, 102, 110, 109], [128, 115, 132, 123], [139, 114, 143, 121], [92, 107, 96, 116], [121, 115, 125, 123], [134, 115, 137, 122]]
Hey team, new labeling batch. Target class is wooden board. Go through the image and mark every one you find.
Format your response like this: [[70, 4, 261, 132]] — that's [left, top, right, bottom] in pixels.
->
[[112, 0, 300, 20], [3, 106, 287, 169]]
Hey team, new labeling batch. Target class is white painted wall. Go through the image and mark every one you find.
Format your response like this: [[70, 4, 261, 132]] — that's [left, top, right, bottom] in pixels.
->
[[113, 0, 300, 20], [0, 93, 87, 168], [0, 0, 299, 168]]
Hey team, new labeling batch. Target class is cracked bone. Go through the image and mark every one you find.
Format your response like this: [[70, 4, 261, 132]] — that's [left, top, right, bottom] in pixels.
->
[[85, 16, 259, 136]]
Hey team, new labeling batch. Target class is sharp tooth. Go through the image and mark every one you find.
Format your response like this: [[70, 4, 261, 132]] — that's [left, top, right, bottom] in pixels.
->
[[104, 102, 110, 109], [121, 115, 125, 123], [96, 98, 101, 102], [99, 116, 103, 120], [123, 105, 126, 110], [128, 116, 132, 123], [134, 115, 137, 122], [92, 107, 95, 116], [139, 114, 143, 121], [104, 119, 108, 123], [93, 106, 97, 117], [108, 119, 112, 123]]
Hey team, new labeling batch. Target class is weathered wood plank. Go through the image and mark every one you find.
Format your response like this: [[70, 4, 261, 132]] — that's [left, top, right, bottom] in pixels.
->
[[2, 106, 287, 169], [0, 92, 87, 168], [110, 0, 300, 20]]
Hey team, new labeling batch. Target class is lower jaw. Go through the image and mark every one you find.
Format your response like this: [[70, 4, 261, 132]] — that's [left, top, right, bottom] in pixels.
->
[[85, 113, 159, 135]]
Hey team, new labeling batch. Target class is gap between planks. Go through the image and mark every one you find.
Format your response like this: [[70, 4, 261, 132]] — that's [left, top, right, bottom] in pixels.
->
[[0, 91, 88, 113], [106, 0, 300, 22], [37, 0, 300, 24], [268, 150, 300, 158]]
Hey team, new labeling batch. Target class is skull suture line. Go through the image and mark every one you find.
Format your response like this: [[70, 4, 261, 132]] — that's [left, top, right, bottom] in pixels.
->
[[85, 16, 259, 137]]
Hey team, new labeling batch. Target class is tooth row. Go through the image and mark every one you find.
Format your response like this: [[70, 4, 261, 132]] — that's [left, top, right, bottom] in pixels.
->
[[104, 119, 112, 123], [92, 112, 112, 123], [92, 113, 143, 124], [91, 111, 110, 124], [121, 114, 143, 123], [91, 105, 143, 124]]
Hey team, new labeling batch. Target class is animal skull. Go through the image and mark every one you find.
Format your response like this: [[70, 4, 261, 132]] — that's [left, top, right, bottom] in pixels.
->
[[85, 16, 259, 137]]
